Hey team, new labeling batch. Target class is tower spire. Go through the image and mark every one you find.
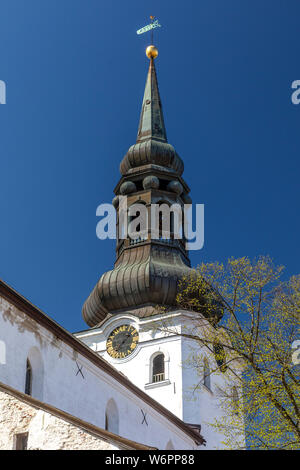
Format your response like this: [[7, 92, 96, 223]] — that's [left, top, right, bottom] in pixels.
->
[[136, 47, 167, 144], [82, 44, 192, 328]]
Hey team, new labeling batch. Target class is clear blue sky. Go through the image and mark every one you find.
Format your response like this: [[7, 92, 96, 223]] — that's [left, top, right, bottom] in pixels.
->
[[0, 1, 299, 332]]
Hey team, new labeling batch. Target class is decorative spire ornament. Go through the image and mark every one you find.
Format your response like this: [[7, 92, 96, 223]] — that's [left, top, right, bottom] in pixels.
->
[[137, 16, 161, 58]]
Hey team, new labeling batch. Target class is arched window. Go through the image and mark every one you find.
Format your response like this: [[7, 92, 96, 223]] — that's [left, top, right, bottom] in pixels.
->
[[159, 211, 164, 237], [159, 203, 173, 240], [26, 347, 44, 400], [25, 359, 32, 396], [128, 201, 148, 242], [105, 399, 119, 435], [203, 357, 211, 390], [152, 353, 165, 383]]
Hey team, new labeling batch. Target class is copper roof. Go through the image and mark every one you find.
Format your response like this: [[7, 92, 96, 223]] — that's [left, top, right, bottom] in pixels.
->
[[83, 55, 194, 326]]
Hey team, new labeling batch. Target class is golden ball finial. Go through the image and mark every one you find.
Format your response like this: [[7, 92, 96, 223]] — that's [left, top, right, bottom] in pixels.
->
[[146, 45, 158, 59]]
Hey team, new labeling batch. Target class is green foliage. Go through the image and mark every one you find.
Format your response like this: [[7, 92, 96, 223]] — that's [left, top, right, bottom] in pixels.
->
[[176, 256, 300, 450]]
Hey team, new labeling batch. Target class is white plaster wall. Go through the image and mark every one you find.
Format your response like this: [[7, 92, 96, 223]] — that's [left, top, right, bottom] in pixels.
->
[[0, 298, 198, 450], [76, 311, 245, 450], [180, 320, 245, 450], [180, 336, 226, 450], [76, 313, 185, 420]]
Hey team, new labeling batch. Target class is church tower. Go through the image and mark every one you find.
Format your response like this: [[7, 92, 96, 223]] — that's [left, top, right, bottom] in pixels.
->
[[76, 45, 244, 450], [82, 45, 192, 327]]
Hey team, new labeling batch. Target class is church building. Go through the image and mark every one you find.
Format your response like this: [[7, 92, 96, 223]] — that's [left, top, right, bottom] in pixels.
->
[[0, 44, 244, 450]]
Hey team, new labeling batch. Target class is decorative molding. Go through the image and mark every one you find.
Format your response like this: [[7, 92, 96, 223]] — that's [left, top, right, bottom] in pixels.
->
[[145, 379, 171, 390]]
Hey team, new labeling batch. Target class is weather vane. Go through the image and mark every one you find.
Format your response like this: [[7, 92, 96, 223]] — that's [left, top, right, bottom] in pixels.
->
[[136, 16, 161, 59], [137, 16, 161, 43]]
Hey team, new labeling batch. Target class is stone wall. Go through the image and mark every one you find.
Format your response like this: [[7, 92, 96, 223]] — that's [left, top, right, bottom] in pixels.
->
[[0, 388, 119, 450]]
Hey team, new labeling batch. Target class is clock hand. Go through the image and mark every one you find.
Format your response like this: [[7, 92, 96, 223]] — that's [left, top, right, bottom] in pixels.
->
[[115, 333, 131, 351]]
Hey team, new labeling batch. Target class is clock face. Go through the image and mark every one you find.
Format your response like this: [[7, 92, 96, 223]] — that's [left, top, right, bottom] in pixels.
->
[[106, 325, 139, 359]]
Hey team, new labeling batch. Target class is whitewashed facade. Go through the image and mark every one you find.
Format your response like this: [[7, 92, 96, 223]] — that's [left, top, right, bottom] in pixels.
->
[[0, 282, 203, 450], [0, 383, 152, 450], [76, 310, 245, 450]]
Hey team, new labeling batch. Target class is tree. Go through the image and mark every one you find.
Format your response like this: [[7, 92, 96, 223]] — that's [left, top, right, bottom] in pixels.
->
[[161, 256, 300, 449]]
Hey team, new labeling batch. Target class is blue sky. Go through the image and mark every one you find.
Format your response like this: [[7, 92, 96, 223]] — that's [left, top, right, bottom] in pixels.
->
[[0, 1, 299, 331]]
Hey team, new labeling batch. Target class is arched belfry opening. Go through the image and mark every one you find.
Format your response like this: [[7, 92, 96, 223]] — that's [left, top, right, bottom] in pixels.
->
[[203, 357, 211, 391]]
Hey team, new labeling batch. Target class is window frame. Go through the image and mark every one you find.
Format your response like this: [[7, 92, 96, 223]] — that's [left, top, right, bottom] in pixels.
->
[[152, 352, 165, 383], [145, 350, 170, 389], [25, 359, 32, 396], [14, 432, 28, 450]]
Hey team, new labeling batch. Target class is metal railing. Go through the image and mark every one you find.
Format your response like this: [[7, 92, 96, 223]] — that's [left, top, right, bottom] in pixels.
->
[[129, 236, 148, 245], [152, 373, 165, 383]]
